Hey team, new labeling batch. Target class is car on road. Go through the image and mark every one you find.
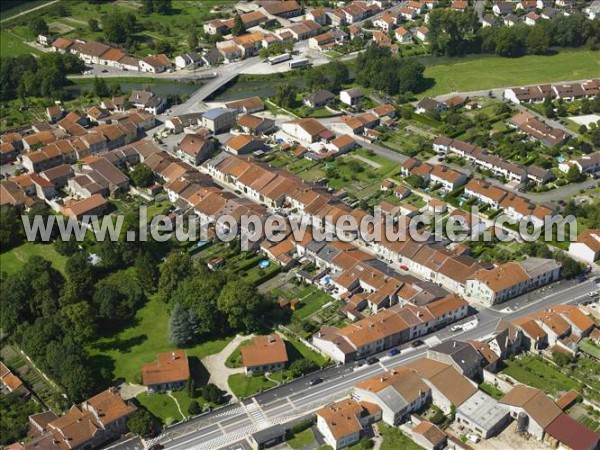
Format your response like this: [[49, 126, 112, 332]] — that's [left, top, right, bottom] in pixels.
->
[[594, 277, 600, 284], [355, 359, 366, 367], [101, 69, 108, 73], [589, 291, 599, 297], [387, 348, 400, 357], [366, 357, 379, 365], [411, 339, 424, 348], [148, 445, 164, 450], [309, 377, 323, 386], [450, 325, 462, 332]]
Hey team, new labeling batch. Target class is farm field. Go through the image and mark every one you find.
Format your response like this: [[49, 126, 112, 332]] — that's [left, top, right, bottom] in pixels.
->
[[422, 49, 600, 97]]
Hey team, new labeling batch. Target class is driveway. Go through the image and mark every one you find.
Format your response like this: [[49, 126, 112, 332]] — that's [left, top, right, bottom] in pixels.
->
[[201, 334, 254, 401], [118, 382, 147, 400]]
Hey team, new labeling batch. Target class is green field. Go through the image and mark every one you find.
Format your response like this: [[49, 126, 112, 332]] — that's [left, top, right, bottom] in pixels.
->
[[228, 373, 277, 398], [0, 30, 42, 57], [422, 50, 600, 97], [288, 428, 316, 449], [0, 242, 68, 275], [88, 293, 234, 382], [501, 356, 581, 395], [379, 423, 422, 450]]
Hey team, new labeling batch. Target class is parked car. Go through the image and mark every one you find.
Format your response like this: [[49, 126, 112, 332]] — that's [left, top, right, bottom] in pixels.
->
[[387, 348, 400, 357], [411, 339, 424, 348], [366, 356, 379, 365], [589, 291, 599, 297], [309, 377, 323, 386], [450, 325, 462, 332], [355, 359, 366, 367]]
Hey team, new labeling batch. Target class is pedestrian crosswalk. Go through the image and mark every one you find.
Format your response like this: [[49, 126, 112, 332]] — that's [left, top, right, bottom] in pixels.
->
[[244, 399, 271, 429], [193, 424, 257, 450]]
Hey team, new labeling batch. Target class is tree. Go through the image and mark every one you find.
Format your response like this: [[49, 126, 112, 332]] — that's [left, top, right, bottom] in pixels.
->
[[543, 95, 555, 119], [96, 239, 122, 269], [327, 60, 349, 91], [62, 301, 96, 342], [566, 164, 582, 183], [158, 252, 195, 302], [93, 76, 109, 97], [289, 358, 319, 377], [187, 26, 198, 51], [93, 284, 123, 319], [556, 253, 584, 279], [232, 14, 245, 37], [142, 0, 172, 14], [217, 280, 265, 332], [0, 204, 24, 251], [103, 11, 137, 44], [591, 128, 600, 148], [526, 25, 550, 55], [170, 275, 224, 336], [30, 17, 48, 36], [274, 82, 298, 109], [188, 400, 201, 415], [64, 252, 94, 302], [405, 174, 425, 189], [88, 18, 100, 32], [202, 383, 225, 404], [552, 351, 574, 367], [54, 236, 80, 256], [130, 163, 154, 187], [135, 250, 158, 293], [168, 303, 198, 347], [127, 409, 160, 436]]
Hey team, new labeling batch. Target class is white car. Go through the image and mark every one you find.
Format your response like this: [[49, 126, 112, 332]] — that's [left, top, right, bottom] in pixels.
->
[[450, 325, 462, 332], [589, 291, 599, 297]]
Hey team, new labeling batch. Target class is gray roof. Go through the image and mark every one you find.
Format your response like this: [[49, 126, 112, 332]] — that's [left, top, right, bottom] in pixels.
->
[[251, 424, 286, 444], [316, 243, 343, 263], [429, 340, 483, 374], [306, 89, 335, 104], [519, 257, 561, 279], [203, 108, 235, 121], [376, 385, 409, 413], [457, 391, 510, 432], [342, 88, 364, 98]]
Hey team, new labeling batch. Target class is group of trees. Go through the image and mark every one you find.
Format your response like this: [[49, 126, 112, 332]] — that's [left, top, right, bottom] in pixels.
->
[[429, 10, 600, 57], [0, 52, 85, 101], [355, 45, 426, 95], [0, 206, 160, 402], [305, 60, 350, 92], [161, 252, 271, 347], [141, 0, 172, 14], [102, 10, 138, 44]]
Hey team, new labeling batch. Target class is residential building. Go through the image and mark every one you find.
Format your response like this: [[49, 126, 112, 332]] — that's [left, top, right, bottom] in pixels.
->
[[353, 367, 431, 425], [569, 229, 600, 264], [129, 90, 167, 115], [466, 258, 561, 305], [464, 178, 508, 209], [241, 334, 288, 375], [202, 108, 236, 133], [304, 90, 336, 108], [237, 114, 276, 135], [23, 388, 135, 450], [224, 134, 266, 155], [500, 385, 562, 440], [406, 358, 478, 414], [177, 134, 215, 165], [262, 1, 302, 18], [316, 399, 382, 450], [509, 111, 570, 147], [410, 420, 447, 450], [141, 350, 190, 394], [429, 165, 467, 192], [175, 51, 203, 69], [427, 340, 486, 380], [281, 118, 332, 144], [139, 54, 172, 73], [545, 413, 600, 450], [225, 97, 265, 115], [61, 193, 107, 220], [340, 88, 365, 106], [415, 98, 447, 114]]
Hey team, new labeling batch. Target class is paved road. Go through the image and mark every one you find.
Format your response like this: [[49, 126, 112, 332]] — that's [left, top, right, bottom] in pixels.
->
[[139, 279, 597, 450], [0, 0, 59, 23]]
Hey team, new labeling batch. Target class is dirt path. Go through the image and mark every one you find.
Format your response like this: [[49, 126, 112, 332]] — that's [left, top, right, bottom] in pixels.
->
[[201, 334, 254, 401]]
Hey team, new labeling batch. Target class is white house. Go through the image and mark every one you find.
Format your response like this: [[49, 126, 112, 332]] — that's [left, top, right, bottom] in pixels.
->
[[569, 229, 600, 264]]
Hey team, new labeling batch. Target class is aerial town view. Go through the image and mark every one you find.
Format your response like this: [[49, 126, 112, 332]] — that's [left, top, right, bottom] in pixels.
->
[[1, 0, 600, 449]]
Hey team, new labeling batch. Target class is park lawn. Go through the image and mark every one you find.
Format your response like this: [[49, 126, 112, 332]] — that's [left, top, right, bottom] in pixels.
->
[[288, 428, 316, 449], [501, 356, 581, 395], [0, 31, 42, 57], [136, 392, 185, 424], [88, 294, 234, 382], [379, 423, 422, 450], [422, 49, 600, 98], [225, 339, 253, 369], [0, 242, 68, 276], [228, 373, 277, 398]]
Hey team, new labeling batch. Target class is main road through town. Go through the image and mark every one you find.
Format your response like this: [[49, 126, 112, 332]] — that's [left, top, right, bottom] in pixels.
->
[[134, 278, 598, 450]]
